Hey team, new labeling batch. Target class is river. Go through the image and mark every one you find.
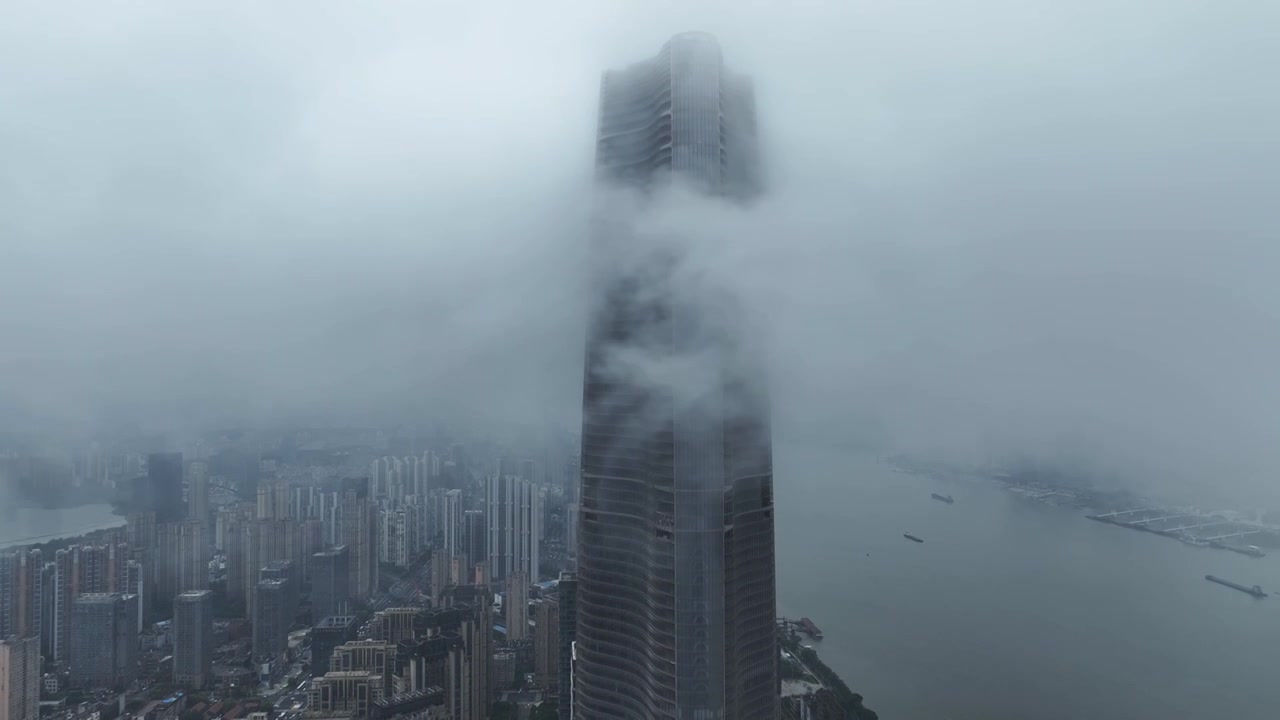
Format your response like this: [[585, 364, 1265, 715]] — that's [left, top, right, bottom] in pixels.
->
[[776, 442, 1280, 720], [0, 503, 125, 550]]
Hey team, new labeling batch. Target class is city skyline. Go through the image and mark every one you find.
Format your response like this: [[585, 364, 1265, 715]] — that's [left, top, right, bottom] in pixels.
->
[[0, 2, 1276, 719]]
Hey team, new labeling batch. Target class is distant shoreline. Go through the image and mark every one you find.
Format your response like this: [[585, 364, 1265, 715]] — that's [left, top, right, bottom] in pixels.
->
[[0, 505, 126, 550]]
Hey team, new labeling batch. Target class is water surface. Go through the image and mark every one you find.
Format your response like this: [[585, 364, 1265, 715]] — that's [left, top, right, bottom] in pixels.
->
[[777, 443, 1280, 720], [0, 503, 125, 549]]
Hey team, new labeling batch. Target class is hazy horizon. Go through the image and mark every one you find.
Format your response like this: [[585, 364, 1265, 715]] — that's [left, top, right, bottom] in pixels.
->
[[3, 1, 1279, 506]]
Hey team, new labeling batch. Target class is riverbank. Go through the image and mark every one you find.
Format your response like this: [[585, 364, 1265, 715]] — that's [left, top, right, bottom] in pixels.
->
[[779, 627, 878, 719]]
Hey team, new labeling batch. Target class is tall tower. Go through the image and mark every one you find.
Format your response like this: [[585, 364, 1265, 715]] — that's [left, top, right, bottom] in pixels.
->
[[145, 452, 184, 523], [575, 33, 777, 720]]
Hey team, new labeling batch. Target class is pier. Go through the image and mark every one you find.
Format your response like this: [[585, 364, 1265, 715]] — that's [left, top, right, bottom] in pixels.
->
[[1087, 507, 1275, 557]]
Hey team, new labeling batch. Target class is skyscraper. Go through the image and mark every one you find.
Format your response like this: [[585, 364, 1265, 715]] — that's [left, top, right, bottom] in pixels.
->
[[145, 452, 185, 523], [575, 32, 777, 719], [0, 636, 39, 720], [174, 590, 212, 689]]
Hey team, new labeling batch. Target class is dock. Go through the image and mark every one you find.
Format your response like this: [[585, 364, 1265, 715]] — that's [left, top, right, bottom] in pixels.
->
[[1086, 507, 1274, 558]]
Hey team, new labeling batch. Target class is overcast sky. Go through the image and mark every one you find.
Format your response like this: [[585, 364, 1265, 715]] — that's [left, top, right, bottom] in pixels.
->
[[2, 1, 1278, 503]]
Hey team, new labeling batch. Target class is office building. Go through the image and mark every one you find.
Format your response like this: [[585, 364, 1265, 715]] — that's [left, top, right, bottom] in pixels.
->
[[575, 33, 778, 719], [533, 599, 559, 688], [69, 594, 138, 689], [505, 572, 528, 642], [145, 452, 185, 523], [0, 636, 39, 720], [311, 616, 357, 679], [312, 546, 350, 619], [485, 474, 540, 584], [174, 591, 212, 689]]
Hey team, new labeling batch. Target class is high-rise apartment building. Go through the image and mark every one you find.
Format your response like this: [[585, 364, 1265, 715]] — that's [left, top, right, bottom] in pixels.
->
[[0, 636, 39, 720], [174, 590, 212, 689], [485, 474, 540, 584], [575, 32, 777, 719], [0, 550, 42, 641], [69, 593, 138, 689]]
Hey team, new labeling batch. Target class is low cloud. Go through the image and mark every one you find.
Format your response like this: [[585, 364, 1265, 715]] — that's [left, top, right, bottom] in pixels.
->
[[1, 1, 1278, 506]]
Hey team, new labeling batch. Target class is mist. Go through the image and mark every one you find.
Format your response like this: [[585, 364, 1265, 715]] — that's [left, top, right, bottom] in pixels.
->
[[2, 1, 1278, 505]]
